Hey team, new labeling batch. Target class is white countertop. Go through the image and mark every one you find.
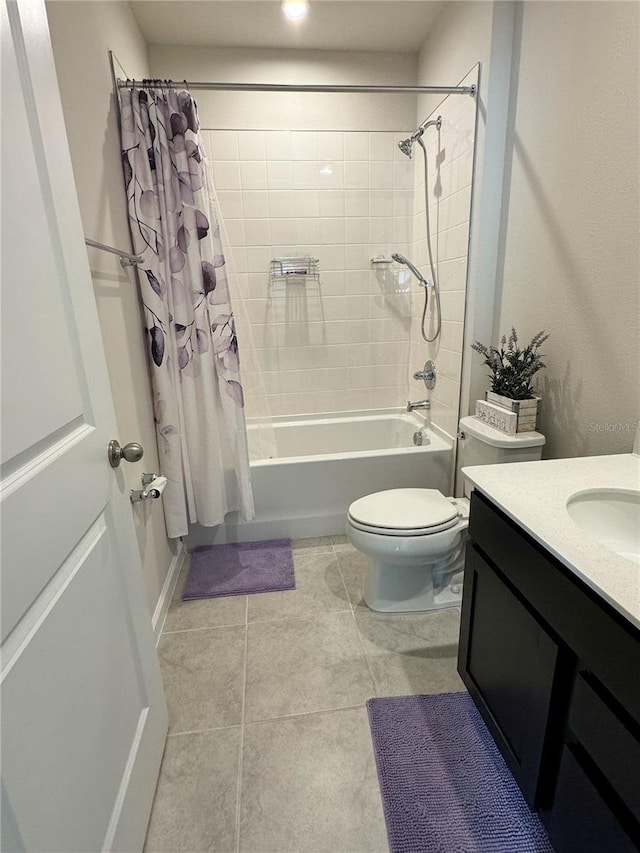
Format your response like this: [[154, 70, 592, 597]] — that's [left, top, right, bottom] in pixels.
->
[[463, 454, 640, 630]]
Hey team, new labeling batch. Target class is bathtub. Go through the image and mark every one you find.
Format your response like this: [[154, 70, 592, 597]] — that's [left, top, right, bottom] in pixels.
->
[[185, 409, 454, 547]]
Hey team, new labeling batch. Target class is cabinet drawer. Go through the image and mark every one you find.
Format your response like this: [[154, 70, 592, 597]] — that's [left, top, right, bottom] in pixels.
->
[[549, 744, 638, 853], [569, 673, 640, 824]]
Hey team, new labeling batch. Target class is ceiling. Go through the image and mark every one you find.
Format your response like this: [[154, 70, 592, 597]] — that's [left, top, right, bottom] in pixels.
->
[[130, 1, 446, 54]]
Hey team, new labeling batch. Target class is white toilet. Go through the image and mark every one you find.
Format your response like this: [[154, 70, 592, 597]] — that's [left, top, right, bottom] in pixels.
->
[[346, 416, 546, 612]]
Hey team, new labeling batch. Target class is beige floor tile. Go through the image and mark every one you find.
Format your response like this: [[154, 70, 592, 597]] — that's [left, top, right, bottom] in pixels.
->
[[245, 612, 375, 722], [163, 564, 247, 633], [159, 624, 246, 734], [356, 608, 465, 697], [144, 728, 241, 853], [239, 707, 388, 853], [247, 552, 350, 623]]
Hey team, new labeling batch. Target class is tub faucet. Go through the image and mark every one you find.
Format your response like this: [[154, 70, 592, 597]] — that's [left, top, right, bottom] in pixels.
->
[[407, 399, 431, 412]]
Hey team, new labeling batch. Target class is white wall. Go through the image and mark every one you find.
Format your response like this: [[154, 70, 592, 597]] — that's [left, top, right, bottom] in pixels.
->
[[498, 0, 640, 458], [46, 1, 178, 616], [149, 44, 417, 131]]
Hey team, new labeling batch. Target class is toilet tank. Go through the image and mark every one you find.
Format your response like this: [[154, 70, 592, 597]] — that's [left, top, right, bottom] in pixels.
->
[[456, 415, 545, 497]]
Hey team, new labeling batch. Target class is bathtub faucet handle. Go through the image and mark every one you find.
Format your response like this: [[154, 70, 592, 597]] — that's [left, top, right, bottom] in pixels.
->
[[413, 360, 437, 391]]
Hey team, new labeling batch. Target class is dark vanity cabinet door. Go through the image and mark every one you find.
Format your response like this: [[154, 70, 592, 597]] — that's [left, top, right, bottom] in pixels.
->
[[458, 542, 559, 807]]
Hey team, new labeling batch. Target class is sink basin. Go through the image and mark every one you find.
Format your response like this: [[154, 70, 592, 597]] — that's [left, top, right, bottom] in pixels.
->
[[566, 489, 640, 564]]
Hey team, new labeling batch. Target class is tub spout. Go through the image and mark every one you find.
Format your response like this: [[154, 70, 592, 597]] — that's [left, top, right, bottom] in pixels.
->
[[407, 399, 431, 412]]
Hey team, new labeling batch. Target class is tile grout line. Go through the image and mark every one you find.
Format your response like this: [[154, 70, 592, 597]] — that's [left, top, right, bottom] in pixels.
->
[[234, 596, 249, 853], [333, 543, 380, 697], [332, 543, 356, 615], [167, 723, 242, 738], [162, 619, 247, 635], [246, 701, 367, 727], [351, 609, 379, 699]]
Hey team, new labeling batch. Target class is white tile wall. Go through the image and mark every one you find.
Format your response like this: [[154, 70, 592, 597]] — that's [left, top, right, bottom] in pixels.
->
[[204, 129, 415, 417], [408, 68, 478, 438], [205, 94, 476, 426]]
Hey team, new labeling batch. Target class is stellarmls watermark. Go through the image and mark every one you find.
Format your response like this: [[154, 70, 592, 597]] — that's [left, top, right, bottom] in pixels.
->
[[589, 421, 639, 433]]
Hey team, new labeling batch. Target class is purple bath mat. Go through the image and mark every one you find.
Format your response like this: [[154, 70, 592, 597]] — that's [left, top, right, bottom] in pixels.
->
[[367, 692, 554, 853], [182, 539, 295, 600]]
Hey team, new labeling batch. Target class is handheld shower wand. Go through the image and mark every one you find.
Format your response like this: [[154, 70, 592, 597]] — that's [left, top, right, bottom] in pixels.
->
[[391, 253, 430, 288]]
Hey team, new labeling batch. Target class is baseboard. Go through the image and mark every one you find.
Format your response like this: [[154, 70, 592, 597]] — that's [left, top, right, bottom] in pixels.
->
[[152, 541, 186, 644]]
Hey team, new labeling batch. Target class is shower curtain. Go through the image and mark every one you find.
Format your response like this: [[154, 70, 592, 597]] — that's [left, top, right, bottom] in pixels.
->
[[118, 84, 254, 538]]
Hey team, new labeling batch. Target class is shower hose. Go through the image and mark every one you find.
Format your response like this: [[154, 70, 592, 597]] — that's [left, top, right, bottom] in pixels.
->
[[416, 136, 442, 343]]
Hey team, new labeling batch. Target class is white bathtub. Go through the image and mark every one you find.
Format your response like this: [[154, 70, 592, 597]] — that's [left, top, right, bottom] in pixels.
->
[[185, 409, 454, 546]]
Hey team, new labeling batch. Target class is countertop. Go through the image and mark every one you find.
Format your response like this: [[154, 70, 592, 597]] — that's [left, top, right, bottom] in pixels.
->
[[462, 453, 640, 630]]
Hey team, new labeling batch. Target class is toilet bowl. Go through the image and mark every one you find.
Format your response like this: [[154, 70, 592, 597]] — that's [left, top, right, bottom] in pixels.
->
[[345, 416, 546, 613], [346, 488, 469, 612]]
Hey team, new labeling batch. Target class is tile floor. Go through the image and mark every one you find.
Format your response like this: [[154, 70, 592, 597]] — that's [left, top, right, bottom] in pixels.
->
[[144, 536, 465, 853]]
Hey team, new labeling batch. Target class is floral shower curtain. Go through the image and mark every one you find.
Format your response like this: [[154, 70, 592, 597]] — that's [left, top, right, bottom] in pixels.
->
[[119, 84, 254, 538]]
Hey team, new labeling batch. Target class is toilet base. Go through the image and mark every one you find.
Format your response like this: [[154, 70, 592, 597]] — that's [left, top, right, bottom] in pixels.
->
[[363, 557, 464, 613]]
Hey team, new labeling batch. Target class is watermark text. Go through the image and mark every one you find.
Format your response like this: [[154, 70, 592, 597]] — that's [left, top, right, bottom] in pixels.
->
[[589, 421, 639, 433]]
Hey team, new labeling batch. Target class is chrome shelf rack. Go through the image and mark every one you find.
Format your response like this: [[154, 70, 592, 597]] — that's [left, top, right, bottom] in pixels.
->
[[269, 256, 320, 287]]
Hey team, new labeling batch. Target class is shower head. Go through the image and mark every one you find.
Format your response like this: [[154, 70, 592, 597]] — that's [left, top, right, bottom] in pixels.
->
[[397, 138, 414, 158], [397, 127, 424, 159], [391, 253, 429, 288], [397, 116, 442, 158]]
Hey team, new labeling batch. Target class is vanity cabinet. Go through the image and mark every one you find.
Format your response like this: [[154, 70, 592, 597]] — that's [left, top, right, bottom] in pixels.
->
[[458, 490, 640, 853]]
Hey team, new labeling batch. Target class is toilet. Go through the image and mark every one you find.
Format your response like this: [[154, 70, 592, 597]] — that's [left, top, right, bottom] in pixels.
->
[[346, 415, 546, 612]]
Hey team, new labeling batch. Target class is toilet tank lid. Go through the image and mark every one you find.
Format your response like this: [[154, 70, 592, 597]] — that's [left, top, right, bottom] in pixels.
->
[[459, 416, 546, 449]]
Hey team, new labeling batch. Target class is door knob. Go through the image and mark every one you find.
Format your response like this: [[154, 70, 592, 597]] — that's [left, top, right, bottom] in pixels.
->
[[108, 440, 144, 468]]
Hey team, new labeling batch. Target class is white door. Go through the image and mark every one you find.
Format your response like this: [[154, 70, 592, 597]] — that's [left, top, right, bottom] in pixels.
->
[[0, 2, 168, 850]]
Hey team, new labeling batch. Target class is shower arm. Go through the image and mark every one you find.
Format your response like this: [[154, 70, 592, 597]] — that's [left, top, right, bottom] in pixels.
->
[[418, 115, 442, 135]]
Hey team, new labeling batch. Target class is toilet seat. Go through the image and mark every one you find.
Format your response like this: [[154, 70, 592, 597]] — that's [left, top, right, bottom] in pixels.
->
[[348, 488, 459, 537]]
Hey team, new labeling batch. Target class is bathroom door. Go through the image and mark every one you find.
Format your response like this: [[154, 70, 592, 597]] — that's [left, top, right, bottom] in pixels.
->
[[0, 1, 168, 850]]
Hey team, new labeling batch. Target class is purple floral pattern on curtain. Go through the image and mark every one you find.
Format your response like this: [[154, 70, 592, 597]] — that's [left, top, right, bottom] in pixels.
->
[[119, 85, 254, 538]]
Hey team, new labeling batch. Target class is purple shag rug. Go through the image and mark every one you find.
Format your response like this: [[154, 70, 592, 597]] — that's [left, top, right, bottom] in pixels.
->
[[367, 692, 554, 853], [182, 539, 295, 600]]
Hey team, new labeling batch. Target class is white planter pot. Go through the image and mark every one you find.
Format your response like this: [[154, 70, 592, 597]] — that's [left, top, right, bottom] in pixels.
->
[[485, 392, 541, 432]]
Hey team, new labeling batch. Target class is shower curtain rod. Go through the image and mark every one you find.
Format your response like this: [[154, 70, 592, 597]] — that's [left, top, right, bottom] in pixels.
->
[[84, 238, 143, 267], [116, 79, 475, 96]]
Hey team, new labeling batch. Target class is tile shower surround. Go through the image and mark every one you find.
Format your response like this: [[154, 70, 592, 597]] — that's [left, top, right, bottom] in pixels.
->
[[203, 116, 475, 434], [203, 129, 414, 418]]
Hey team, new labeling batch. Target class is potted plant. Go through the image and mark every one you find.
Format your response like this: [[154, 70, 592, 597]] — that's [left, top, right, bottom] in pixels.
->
[[471, 328, 549, 431]]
